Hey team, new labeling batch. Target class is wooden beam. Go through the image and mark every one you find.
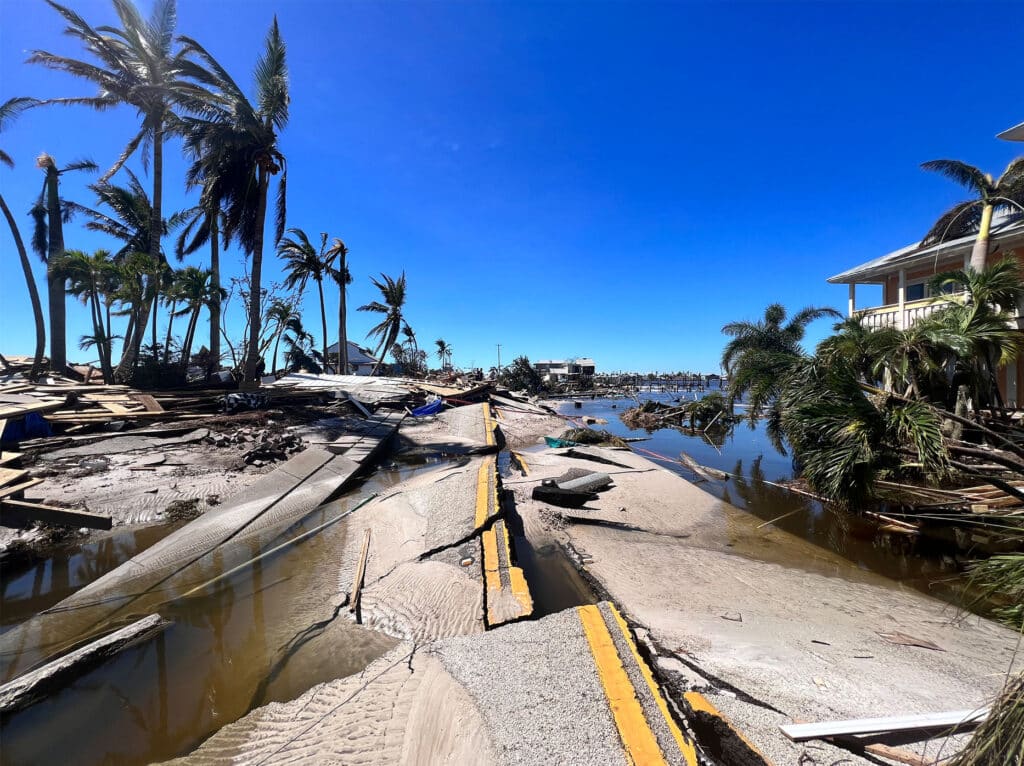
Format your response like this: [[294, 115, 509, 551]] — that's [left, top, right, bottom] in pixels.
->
[[0, 499, 112, 530], [0, 614, 171, 714], [0, 477, 44, 500], [350, 528, 372, 617], [0, 467, 28, 487], [780, 708, 988, 741]]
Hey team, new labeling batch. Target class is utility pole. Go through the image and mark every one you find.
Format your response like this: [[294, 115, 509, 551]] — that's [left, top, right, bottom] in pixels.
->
[[496, 343, 502, 372]]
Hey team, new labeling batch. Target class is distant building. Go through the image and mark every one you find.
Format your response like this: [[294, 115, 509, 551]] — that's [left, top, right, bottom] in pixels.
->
[[325, 341, 379, 376], [533, 358, 596, 382]]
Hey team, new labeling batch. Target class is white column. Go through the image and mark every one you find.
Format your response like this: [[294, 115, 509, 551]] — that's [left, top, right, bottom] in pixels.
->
[[848, 284, 856, 317], [898, 269, 906, 329]]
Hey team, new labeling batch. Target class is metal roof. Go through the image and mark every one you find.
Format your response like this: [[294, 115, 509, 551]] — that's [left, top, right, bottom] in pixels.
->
[[997, 121, 1024, 141], [324, 340, 379, 365], [827, 212, 1024, 285]]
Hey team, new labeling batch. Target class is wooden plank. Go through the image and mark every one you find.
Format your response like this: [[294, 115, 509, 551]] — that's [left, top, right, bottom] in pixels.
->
[[0, 614, 171, 715], [349, 528, 372, 616], [131, 394, 164, 413], [0, 477, 44, 500], [0, 399, 65, 419], [0, 499, 112, 530], [780, 708, 988, 741], [0, 451, 23, 467], [0, 467, 28, 488]]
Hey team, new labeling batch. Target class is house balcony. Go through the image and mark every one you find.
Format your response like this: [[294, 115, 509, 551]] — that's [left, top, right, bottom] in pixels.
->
[[858, 298, 947, 330], [857, 298, 1022, 331]]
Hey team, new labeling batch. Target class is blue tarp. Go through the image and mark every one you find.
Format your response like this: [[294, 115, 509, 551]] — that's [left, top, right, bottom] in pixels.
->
[[1, 412, 53, 442], [411, 398, 444, 417]]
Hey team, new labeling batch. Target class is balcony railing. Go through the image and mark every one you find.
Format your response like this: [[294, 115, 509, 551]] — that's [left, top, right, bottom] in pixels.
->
[[859, 297, 1022, 330]]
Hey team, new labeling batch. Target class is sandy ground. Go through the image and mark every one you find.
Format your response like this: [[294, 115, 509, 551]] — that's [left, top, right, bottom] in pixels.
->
[[511, 445, 1024, 765]]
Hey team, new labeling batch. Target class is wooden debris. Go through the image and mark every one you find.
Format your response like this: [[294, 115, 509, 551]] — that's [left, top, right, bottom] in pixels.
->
[[0, 614, 171, 715], [780, 708, 987, 741], [350, 528, 372, 617], [877, 631, 944, 652], [1, 499, 113, 530]]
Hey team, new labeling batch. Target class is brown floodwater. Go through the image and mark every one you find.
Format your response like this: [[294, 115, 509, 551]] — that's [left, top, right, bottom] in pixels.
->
[[0, 461, 441, 766]]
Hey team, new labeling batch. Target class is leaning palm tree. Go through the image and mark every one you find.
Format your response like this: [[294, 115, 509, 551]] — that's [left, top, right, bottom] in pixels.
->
[[172, 266, 217, 373], [58, 249, 117, 381], [30, 153, 97, 370], [265, 297, 300, 375], [177, 18, 289, 385], [920, 157, 1024, 270], [278, 228, 331, 371], [358, 271, 407, 375], [0, 97, 45, 378], [721, 303, 840, 420], [325, 237, 350, 374], [70, 170, 173, 370], [29, 0, 200, 381]]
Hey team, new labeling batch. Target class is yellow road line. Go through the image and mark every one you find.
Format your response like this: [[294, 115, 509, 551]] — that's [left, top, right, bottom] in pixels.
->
[[483, 403, 496, 446], [482, 528, 501, 596], [578, 605, 671, 766], [683, 692, 767, 763], [474, 458, 492, 528], [609, 606, 698, 765], [512, 451, 530, 475]]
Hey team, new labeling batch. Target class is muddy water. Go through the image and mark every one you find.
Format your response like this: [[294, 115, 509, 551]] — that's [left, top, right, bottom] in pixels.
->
[[0, 461, 444, 766], [1, 523, 183, 634], [557, 395, 973, 607]]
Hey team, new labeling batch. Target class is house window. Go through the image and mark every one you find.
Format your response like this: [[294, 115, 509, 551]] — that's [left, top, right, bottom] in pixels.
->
[[905, 282, 926, 301]]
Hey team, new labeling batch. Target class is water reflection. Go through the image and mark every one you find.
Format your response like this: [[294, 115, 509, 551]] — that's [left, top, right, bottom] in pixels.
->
[[559, 395, 975, 607]]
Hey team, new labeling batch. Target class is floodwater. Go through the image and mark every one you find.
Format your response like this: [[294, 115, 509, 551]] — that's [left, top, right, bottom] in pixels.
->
[[557, 391, 975, 609], [0, 461, 440, 766]]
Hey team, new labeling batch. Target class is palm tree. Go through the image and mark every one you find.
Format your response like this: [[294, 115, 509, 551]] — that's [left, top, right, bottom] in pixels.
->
[[721, 303, 840, 420], [920, 158, 1024, 270], [30, 153, 97, 371], [174, 192, 223, 377], [359, 271, 407, 375], [58, 249, 117, 381], [815, 317, 880, 385], [265, 297, 300, 375], [435, 338, 453, 370], [177, 18, 289, 385], [172, 266, 217, 373], [325, 237, 350, 374], [29, 0, 200, 380], [926, 258, 1024, 412], [70, 170, 172, 370], [278, 228, 331, 371], [0, 97, 45, 379]]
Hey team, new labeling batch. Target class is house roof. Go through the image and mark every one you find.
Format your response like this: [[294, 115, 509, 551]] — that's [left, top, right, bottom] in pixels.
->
[[997, 121, 1024, 141], [827, 211, 1024, 285], [324, 340, 379, 365]]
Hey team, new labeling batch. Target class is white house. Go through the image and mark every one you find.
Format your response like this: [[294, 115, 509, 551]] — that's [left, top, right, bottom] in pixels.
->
[[325, 341, 380, 376]]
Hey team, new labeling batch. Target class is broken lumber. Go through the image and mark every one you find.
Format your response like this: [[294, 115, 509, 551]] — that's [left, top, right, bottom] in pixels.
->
[[0, 614, 171, 715], [0, 499, 112, 530], [780, 708, 988, 741], [350, 528, 371, 616]]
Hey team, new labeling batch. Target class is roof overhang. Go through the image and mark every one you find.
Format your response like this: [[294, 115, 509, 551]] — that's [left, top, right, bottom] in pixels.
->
[[828, 217, 1024, 285], [997, 121, 1024, 141]]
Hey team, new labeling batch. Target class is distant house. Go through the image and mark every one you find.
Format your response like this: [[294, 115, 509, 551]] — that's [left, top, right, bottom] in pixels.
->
[[533, 358, 596, 382], [324, 341, 379, 376], [827, 211, 1024, 405]]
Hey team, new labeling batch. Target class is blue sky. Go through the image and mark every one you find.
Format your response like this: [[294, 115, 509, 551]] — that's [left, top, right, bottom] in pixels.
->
[[1, 0, 1021, 373]]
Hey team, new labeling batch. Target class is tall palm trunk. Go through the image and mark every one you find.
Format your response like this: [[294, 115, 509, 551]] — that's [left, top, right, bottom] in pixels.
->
[[44, 165, 66, 371], [338, 255, 348, 375], [970, 203, 994, 271], [115, 115, 163, 383], [316, 277, 328, 372], [1, 193, 46, 379], [163, 301, 177, 365], [181, 306, 201, 373], [208, 214, 221, 379], [243, 166, 270, 386]]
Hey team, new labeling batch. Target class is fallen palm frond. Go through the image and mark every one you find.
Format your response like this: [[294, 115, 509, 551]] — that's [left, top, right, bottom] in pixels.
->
[[950, 672, 1023, 766], [963, 553, 1024, 631], [559, 428, 629, 448]]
